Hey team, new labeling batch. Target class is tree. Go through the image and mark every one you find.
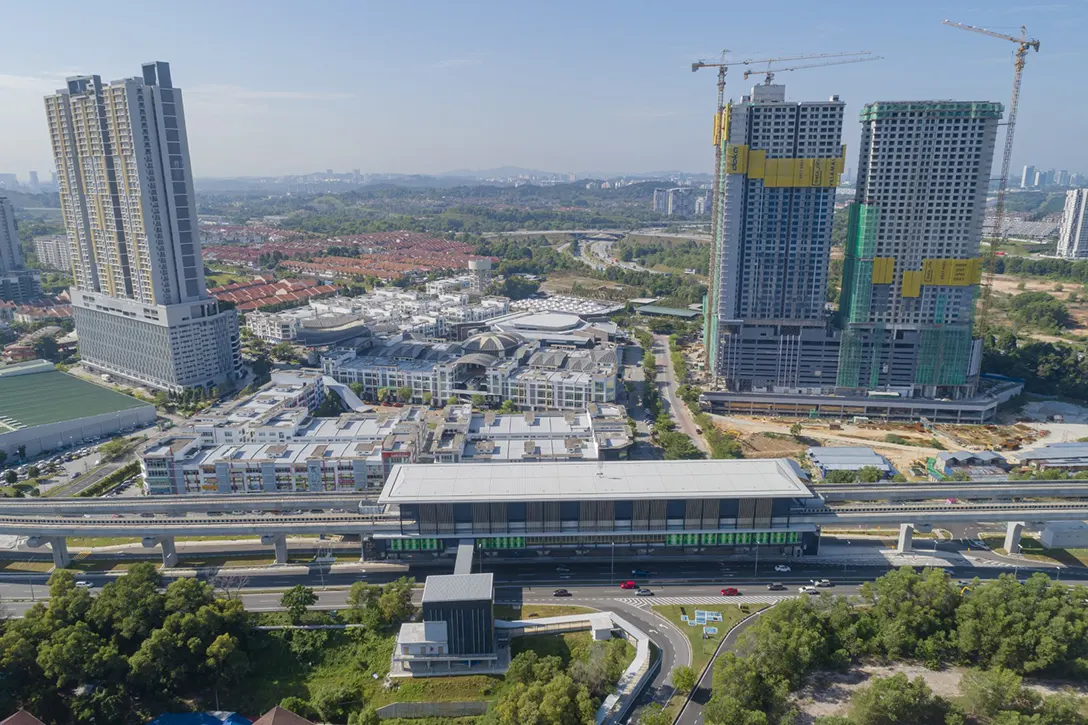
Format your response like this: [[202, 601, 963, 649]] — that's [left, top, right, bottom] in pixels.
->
[[959, 668, 1038, 721], [378, 577, 416, 625], [849, 673, 957, 725], [672, 664, 698, 694], [377, 387, 392, 404], [421, 390, 433, 406], [471, 393, 487, 409], [33, 336, 59, 362], [97, 437, 132, 462], [659, 431, 705, 460], [348, 709, 380, 725], [857, 466, 884, 483], [280, 584, 317, 623], [348, 382, 365, 397], [636, 703, 673, 725], [3, 470, 16, 485], [280, 697, 318, 721], [205, 632, 250, 688], [310, 684, 362, 724], [499, 399, 518, 414], [1008, 292, 1071, 331], [271, 341, 298, 362], [26, 465, 39, 478], [789, 422, 803, 439], [396, 385, 413, 403]]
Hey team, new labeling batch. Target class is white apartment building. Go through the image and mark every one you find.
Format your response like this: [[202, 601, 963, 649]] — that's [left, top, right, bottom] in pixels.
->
[[1058, 189, 1088, 259], [421, 403, 631, 463], [44, 62, 240, 392], [139, 370, 426, 495], [32, 235, 72, 272]]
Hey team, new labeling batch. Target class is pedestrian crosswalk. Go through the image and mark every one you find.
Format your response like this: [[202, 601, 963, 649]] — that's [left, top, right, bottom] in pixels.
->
[[618, 595, 790, 607]]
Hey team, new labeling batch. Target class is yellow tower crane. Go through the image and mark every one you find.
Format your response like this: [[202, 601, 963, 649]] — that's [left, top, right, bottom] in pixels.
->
[[944, 20, 1040, 333]]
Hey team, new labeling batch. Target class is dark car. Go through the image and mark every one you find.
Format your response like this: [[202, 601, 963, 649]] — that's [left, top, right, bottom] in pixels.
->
[[767, 582, 786, 591], [553, 588, 572, 597], [631, 569, 650, 577]]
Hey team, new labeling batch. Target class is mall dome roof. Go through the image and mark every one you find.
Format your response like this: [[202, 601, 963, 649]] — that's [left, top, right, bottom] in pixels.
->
[[463, 331, 524, 356]]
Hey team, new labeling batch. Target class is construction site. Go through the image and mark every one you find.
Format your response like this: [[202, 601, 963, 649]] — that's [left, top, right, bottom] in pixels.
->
[[690, 21, 1042, 416]]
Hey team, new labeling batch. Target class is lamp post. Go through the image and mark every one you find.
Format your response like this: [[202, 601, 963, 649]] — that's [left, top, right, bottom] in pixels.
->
[[610, 541, 615, 585]]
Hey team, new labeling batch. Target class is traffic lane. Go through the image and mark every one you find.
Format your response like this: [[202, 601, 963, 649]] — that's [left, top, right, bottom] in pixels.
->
[[608, 599, 685, 709], [2, 557, 1081, 596]]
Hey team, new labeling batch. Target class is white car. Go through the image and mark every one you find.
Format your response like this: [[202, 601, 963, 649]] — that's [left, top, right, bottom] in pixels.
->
[[774, 564, 791, 573], [812, 579, 832, 588], [798, 585, 818, 595], [75, 581, 93, 589]]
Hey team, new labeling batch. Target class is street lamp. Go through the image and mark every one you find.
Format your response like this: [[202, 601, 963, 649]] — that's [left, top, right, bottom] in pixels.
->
[[610, 541, 615, 585]]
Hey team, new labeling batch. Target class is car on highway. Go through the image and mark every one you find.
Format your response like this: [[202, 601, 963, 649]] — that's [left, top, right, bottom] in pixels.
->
[[813, 579, 832, 588], [556, 565, 570, 573], [767, 582, 786, 591], [798, 585, 819, 595], [631, 569, 649, 576], [75, 581, 93, 589], [636, 588, 654, 596], [774, 564, 791, 573], [619, 581, 637, 590], [720, 587, 740, 596], [553, 588, 572, 597]]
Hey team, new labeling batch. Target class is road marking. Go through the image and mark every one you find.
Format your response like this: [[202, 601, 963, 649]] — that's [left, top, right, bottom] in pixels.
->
[[618, 595, 791, 606]]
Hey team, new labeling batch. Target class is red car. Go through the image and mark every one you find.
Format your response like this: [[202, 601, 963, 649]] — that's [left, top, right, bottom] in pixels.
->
[[620, 581, 637, 590], [720, 587, 740, 596]]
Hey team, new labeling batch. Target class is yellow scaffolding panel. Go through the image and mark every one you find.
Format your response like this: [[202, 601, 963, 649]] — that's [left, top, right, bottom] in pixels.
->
[[901, 270, 923, 297]]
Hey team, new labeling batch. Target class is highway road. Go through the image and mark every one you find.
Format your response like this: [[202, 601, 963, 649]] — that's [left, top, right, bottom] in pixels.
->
[[655, 333, 707, 453]]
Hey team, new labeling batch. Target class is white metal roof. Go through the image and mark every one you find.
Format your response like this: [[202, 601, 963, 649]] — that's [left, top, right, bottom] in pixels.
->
[[421, 573, 494, 603], [379, 459, 813, 504]]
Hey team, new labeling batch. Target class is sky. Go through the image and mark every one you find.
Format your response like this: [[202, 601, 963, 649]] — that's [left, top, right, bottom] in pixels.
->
[[0, 0, 1085, 180]]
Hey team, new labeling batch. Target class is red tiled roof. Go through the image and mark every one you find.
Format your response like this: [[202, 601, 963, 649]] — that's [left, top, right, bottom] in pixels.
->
[[1, 711, 47, 725]]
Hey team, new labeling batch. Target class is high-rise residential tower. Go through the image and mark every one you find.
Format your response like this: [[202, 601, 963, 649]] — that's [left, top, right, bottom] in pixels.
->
[[1058, 189, 1088, 259], [836, 100, 1002, 399], [0, 195, 42, 303], [44, 62, 241, 392], [706, 84, 845, 392], [1020, 164, 1035, 188]]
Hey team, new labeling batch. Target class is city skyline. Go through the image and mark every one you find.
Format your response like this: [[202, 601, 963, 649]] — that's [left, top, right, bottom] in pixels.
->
[[0, 0, 1084, 178]]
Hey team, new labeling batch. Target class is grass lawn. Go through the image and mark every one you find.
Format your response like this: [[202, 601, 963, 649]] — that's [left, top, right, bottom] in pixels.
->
[[494, 603, 596, 620], [0, 559, 53, 572], [653, 603, 763, 674], [981, 534, 1088, 567], [229, 623, 634, 716]]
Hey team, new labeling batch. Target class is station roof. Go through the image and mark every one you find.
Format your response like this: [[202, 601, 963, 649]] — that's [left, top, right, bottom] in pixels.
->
[[422, 573, 494, 603], [379, 459, 813, 504]]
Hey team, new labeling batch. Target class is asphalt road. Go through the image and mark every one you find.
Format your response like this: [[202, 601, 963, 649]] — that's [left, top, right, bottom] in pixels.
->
[[654, 333, 707, 453]]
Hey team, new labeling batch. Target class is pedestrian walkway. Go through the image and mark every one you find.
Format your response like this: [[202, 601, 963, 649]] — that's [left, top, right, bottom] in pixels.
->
[[618, 595, 791, 607]]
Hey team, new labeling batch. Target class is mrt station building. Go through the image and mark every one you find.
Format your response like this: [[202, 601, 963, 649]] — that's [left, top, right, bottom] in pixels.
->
[[375, 459, 821, 558]]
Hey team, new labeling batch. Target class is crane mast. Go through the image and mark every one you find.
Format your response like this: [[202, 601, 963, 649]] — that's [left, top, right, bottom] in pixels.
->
[[943, 20, 1040, 333]]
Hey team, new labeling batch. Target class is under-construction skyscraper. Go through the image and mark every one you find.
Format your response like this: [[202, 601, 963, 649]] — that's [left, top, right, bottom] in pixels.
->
[[706, 83, 846, 392], [836, 100, 1002, 399]]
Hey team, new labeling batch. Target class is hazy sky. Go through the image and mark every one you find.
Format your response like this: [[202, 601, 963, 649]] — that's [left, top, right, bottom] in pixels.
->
[[0, 0, 1084, 179]]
